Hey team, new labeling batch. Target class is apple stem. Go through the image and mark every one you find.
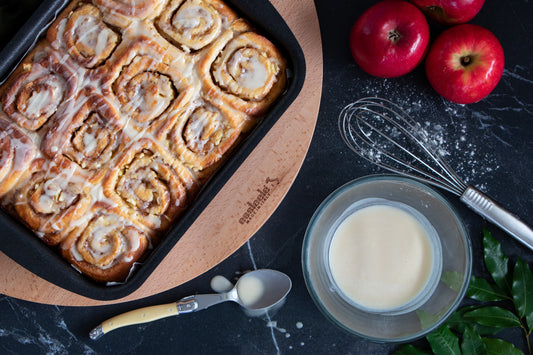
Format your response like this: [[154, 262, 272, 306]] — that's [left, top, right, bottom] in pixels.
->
[[388, 29, 401, 43]]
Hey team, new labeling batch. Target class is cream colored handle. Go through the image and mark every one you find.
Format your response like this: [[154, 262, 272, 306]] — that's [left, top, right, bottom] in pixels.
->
[[90, 303, 178, 339]]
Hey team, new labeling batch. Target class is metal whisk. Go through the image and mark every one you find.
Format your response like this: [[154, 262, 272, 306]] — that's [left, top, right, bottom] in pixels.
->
[[339, 97, 533, 251]]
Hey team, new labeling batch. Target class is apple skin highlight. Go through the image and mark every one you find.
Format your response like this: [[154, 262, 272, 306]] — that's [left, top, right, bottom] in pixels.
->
[[425, 24, 504, 104], [349, 0, 430, 78]]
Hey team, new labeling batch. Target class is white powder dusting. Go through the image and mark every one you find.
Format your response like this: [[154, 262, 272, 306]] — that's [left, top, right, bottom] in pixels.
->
[[343, 79, 501, 192]]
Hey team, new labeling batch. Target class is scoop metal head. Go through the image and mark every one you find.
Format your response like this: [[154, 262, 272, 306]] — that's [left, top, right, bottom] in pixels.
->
[[233, 269, 292, 313]]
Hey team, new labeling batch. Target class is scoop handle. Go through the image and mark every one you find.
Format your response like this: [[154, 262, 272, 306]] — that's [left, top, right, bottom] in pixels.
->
[[460, 186, 533, 251], [89, 303, 179, 340]]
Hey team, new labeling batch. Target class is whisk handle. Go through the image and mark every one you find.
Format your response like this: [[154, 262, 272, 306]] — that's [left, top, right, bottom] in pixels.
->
[[460, 186, 533, 251]]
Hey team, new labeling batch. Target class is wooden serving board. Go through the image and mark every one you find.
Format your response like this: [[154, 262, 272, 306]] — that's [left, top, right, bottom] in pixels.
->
[[0, 0, 323, 306]]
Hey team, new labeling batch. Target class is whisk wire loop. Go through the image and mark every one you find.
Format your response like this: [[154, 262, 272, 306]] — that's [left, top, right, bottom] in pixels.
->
[[339, 97, 468, 196]]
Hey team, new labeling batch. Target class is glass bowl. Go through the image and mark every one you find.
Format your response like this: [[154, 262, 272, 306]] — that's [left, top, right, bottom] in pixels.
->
[[302, 175, 472, 343]]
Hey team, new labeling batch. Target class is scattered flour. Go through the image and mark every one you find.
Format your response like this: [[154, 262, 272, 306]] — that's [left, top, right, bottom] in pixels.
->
[[342, 79, 501, 192]]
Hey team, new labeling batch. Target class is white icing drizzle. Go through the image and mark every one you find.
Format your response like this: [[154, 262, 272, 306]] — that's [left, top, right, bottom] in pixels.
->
[[173, 6, 212, 31], [25, 90, 53, 117], [74, 15, 115, 58], [8, 136, 30, 172], [230, 53, 269, 90]]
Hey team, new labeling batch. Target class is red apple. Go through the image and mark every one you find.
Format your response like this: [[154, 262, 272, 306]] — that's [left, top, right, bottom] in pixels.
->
[[425, 24, 504, 104], [349, 0, 430, 78], [410, 0, 485, 25]]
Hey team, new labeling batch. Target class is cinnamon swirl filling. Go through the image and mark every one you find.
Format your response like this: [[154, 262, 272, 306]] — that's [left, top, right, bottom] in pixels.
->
[[2, 49, 77, 131], [61, 204, 150, 282], [156, 0, 235, 52], [200, 32, 287, 116], [48, 3, 120, 69], [103, 138, 197, 231], [42, 93, 126, 175], [14, 159, 92, 245]]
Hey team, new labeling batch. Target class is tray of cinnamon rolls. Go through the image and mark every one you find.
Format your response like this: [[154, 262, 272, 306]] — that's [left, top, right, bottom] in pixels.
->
[[0, 0, 304, 299]]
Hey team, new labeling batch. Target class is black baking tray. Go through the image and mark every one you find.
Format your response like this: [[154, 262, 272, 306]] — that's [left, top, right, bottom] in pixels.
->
[[0, 0, 306, 300]]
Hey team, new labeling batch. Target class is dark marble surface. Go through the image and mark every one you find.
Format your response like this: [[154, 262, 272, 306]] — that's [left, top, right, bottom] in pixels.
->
[[1, 0, 532, 354]]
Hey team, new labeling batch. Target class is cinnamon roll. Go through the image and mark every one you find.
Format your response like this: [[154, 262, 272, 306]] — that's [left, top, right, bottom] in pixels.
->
[[103, 138, 198, 231], [2, 45, 79, 131], [0, 117, 36, 196], [200, 31, 287, 116], [47, 2, 120, 69], [155, 0, 237, 52], [102, 37, 194, 132], [164, 98, 244, 171], [42, 92, 127, 180], [61, 203, 150, 283], [13, 158, 92, 245]]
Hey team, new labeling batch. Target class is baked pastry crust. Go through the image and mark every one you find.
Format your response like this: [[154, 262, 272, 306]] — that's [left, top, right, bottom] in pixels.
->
[[41, 91, 128, 182], [199, 29, 287, 116], [0, 0, 287, 283], [163, 96, 245, 171], [101, 36, 195, 133], [0, 116, 36, 197], [61, 202, 150, 282], [2, 45, 79, 131], [47, 2, 121, 69], [13, 157, 93, 246], [155, 0, 237, 53], [103, 138, 198, 232]]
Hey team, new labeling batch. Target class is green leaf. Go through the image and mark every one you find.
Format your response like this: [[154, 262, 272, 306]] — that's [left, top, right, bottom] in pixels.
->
[[447, 306, 504, 336], [441, 271, 464, 292], [394, 344, 431, 355], [483, 229, 511, 293], [467, 276, 508, 302], [461, 326, 487, 355], [482, 337, 524, 355], [446, 306, 476, 333], [416, 308, 452, 331], [426, 326, 461, 355], [464, 306, 521, 328], [512, 257, 533, 330]]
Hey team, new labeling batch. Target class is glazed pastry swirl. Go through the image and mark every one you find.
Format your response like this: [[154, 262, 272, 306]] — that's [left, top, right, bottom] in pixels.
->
[[14, 158, 92, 245], [61, 203, 149, 282], [103, 138, 198, 231], [47, 3, 120, 69], [166, 99, 243, 171], [2, 47, 78, 131], [42, 93, 126, 178], [156, 0, 236, 52], [103, 37, 194, 132], [0, 117, 36, 196], [200, 31, 287, 116], [93, 0, 165, 18]]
